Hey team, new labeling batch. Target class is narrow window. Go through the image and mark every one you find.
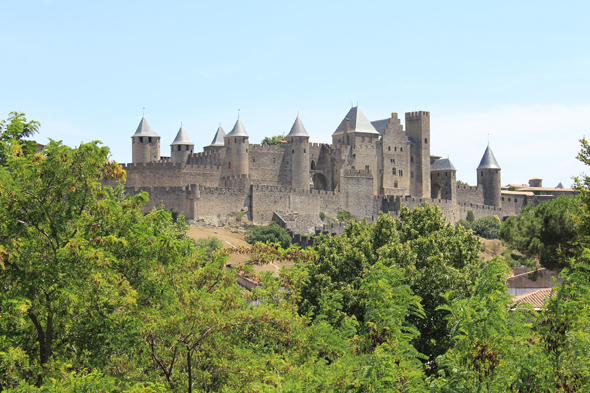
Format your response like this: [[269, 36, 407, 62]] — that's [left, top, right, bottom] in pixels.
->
[[304, 149, 306, 153], [394, 181, 398, 188], [445, 172, 447, 176], [437, 173, 440, 177], [252, 158, 255, 163], [400, 147, 403, 152], [246, 149, 248, 153], [186, 145, 189, 151], [424, 138, 427, 144], [388, 146, 391, 151], [508, 198, 511, 202], [311, 161, 315, 170], [177, 145, 181, 151], [392, 168, 396, 175], [148, 137, 152, 143], [365, 165, 369, 171], [411, 156, 414, 163], [395, 147, 397, 151], [139, 137, 143, 143], [273, 158, 276, 164], [235, 138, 237, 143], [502, 197, 505, 201], [399, 170, 403, 176], [515, 198, 518, 202], [481, 171, 483, 176], [292, 149, 295, 153]]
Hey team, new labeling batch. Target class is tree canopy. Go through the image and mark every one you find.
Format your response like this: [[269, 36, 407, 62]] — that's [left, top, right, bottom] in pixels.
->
[[261, 135, 285, 145]]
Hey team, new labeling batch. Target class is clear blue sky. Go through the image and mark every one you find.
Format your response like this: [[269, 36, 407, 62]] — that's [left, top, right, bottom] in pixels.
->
[[2, 0, 589, 186]]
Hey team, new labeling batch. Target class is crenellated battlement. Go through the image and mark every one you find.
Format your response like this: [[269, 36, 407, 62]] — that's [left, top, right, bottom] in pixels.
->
[[250, 144, 285, 151], [406, 111, 430, 119]]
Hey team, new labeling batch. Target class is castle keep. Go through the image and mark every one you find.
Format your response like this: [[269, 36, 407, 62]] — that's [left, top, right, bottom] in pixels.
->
[[121, 107, 574, 232]]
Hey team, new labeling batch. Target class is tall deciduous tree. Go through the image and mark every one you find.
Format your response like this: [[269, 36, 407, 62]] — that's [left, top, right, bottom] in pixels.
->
[[500, 195, 581, 271]]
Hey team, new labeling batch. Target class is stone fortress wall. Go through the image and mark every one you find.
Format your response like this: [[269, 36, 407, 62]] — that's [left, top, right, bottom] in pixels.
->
[[122, 107, 574, 232]]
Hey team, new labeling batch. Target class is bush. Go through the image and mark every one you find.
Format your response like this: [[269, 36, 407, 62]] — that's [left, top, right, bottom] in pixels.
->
[[337, 209, 352, 222], [195, 236, 224, 256], [472, 215, 501, 239], [466, 210, 475, 223], [245, 222, 292, 249]]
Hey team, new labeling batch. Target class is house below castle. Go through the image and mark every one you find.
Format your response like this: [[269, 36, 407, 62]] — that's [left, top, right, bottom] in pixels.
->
[[117, 106, 572, 232]]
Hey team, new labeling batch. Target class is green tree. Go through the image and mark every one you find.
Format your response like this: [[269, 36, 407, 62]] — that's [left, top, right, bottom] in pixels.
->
[[245, 221, 292, 248], [500, 195, 581, 270], [300, 205, 482, 369], [261, 135, 285, 145], [0, 112, 41, 165], [0, 137, 196, 387], [471, 215, 501, 239], [456, 180, 469, 186]]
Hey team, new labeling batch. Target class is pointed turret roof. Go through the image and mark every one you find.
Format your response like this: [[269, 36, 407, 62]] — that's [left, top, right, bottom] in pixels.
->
[[556, 182, 564, 189], [332, 107, 380, 136], [207, 125, 226, 147], [286, 116, 309, 138], [133, 116, 159, 138], [431, 158, 456, 171], [170, 125, 193, 145], [225, 118, 248, 138], [477, 145, 501, 170]]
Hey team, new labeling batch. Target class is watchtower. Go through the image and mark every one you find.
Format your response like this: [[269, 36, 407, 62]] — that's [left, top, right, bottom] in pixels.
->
[[170, 125, 194, 164], [131, 116, 161, 163], [223, 118, 249, 176], [406, 111, 431, 198], [285, 116, 310, 190], [477, 145, 501, 207]]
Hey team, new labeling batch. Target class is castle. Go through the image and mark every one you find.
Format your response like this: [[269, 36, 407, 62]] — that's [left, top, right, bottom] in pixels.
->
[[120, 106, 575, 233]]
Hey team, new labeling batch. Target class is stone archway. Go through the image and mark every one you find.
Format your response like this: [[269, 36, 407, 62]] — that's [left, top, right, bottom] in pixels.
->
[[312, 173, 328, 191]]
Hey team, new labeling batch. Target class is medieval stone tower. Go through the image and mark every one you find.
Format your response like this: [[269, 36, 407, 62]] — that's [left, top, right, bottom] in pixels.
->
[[477, 145, 502, 208], [170, 125, 194, 164], [223, 118, 249, 176], [132, 116, 161, 163], [406, 111, 431, 198], [285, 116, 310, 190]]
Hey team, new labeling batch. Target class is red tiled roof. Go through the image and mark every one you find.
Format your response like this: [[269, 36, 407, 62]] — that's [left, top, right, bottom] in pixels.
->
[[513, 288, 554, 310]]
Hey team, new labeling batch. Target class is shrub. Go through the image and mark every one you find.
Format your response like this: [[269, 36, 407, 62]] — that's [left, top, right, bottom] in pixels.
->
[[337, 209, 352, 222], [195, 236, 224, 256], [245, 222, 292, 249], [466, 210, 475, 223], [471, 215, 501, 239]]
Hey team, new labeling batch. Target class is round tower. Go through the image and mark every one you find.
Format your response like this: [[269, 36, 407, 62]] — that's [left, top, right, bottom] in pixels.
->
[[131, 116, 161, 163], [477, 145, 501, 207], [170, 125, 194, 164], [285, 115, 310, 190], [223, 118, 249, 176]]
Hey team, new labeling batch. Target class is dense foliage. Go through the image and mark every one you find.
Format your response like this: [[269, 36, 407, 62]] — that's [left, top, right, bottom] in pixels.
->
[[260, 135, 285, 146], [457, 212, 501, 239], [500, 195, 581, 270], [245, 221, 292, 249], [2, 114, 590, 392]]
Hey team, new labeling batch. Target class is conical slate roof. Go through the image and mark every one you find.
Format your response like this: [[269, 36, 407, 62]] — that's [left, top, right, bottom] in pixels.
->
[[556, 182, 564, 189], [207, 125, 226, 147], [477, 145, 501, 170], [431, 158, 456, 171], [286, 116, 309, 138], [332, 107, 380, 136], [225, 119, 248, 138], [133, 116, 159, 138], [170, 126, 193, 145]]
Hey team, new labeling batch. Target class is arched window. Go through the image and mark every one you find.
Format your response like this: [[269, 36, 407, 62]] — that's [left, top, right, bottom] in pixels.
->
[[311, 160, 316, 170]]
